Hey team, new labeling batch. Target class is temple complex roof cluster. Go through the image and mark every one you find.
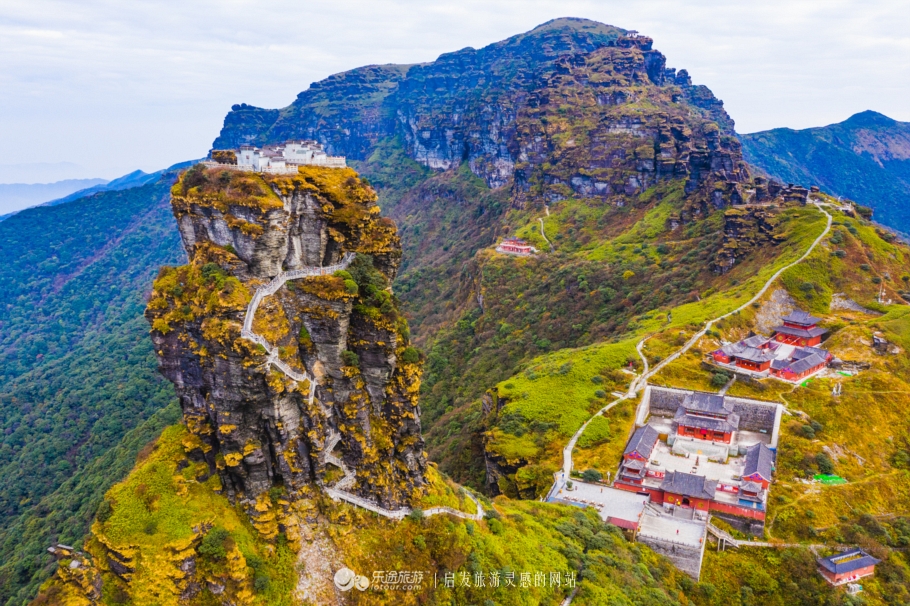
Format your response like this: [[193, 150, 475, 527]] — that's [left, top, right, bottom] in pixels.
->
[[710, 309, 833, 382]]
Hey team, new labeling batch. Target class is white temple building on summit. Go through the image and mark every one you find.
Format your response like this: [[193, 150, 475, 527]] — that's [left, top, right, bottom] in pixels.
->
[[207, 140, 346, 173]]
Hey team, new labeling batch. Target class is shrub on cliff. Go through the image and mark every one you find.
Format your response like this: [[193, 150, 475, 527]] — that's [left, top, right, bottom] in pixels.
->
[[342, 350, 360, 367], [198, 527, 232, 560]]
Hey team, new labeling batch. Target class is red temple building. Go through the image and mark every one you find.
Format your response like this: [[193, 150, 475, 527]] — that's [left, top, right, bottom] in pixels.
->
[[711, 335, 775, 371], [741, 441, 775, 489], [772, 310, 827, 346], [660, 472, 716, 511], [613, 387, 781, 535], [711, 323, 833, 382], [617, 425, 660, 487], [817, 549, 880, 586], [673, 392, 739, 444], [496, 238, 536, 255]]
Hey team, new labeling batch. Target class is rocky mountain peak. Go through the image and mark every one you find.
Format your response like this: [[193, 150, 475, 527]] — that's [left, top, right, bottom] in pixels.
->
[[211, 19, 745, 208], [146, 164, 427, 512]]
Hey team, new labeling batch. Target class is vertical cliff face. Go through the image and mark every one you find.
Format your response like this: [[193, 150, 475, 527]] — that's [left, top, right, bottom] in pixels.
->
[[145, 165, 427, 511], [211, 19, 747, 206]]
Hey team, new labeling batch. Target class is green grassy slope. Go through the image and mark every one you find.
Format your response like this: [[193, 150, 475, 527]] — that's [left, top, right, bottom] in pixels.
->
[[740, 111, 910, 233]]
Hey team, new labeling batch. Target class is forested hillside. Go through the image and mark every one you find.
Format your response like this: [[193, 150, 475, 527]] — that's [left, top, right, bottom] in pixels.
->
[[0, 178, 184, 605], [741, 111, 910, 234]]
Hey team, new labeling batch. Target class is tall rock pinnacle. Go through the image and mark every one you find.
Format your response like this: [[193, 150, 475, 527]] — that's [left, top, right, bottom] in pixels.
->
[[145, 164, 427, 510]]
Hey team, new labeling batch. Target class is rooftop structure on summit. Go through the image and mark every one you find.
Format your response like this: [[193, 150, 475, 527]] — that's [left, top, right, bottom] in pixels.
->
[[205, 139, 346, 174], [817, 548, 881, 586], [496, 238, 537, 256]]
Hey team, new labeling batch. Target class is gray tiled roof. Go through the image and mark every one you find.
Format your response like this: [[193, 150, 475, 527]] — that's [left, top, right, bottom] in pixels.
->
[[681, 392, 733, 415], [735, 346, 775, 363], [720, 342, 746, 356], [773, 325, 827, 339], [791, 346, 829, 360], [674, 409, 740, 432], [817, 549, 881, 575], [743, 442, 774, 481], [782, 310, 822, 326], [623, 425, 659, 458], [787, 353, 827, 374], [742, 334, 770, 348], [660, 472, 717, 499], [623, 459, 646, 471]]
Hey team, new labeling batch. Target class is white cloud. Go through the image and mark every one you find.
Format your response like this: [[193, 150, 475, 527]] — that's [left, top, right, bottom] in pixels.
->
[[0, 0, 907, 181]]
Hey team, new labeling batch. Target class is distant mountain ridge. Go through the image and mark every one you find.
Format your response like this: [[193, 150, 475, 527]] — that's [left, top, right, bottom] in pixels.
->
[[0, 179, 107, 216], [740, 110, 910, 233], [0, 161, 200, 221]]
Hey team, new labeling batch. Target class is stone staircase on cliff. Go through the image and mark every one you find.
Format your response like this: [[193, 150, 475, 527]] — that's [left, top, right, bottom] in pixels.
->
[[241, 251, 483, 522]]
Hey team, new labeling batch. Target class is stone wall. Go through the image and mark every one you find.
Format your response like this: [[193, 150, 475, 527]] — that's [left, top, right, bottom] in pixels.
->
[[645, 385, 689, 417], [645, 386, 780, 435], [636, 535, 705, 580], [727, 396, 778, 433], [711, 511, 766, 537]]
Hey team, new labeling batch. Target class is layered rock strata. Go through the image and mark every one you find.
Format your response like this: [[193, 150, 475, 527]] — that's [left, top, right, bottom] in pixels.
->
[[213, 20, 750, 209], [145, 164, 427, 510]]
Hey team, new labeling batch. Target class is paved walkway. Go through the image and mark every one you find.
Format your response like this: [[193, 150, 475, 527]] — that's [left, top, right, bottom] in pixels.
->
[[550, 480, 647, 524]]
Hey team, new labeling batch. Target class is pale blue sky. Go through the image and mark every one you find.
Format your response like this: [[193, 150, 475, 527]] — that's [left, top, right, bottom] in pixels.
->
[[1, 0, 908, 182]]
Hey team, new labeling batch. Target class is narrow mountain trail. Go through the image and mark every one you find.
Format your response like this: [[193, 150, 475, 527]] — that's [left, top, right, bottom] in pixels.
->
[[560, 204, 832, 481], [241, 252, 483, 521], [539, 217, 553, 251]]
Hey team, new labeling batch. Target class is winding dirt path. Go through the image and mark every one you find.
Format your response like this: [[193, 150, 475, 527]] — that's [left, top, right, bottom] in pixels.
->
[[539, 217, 553, 251]]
